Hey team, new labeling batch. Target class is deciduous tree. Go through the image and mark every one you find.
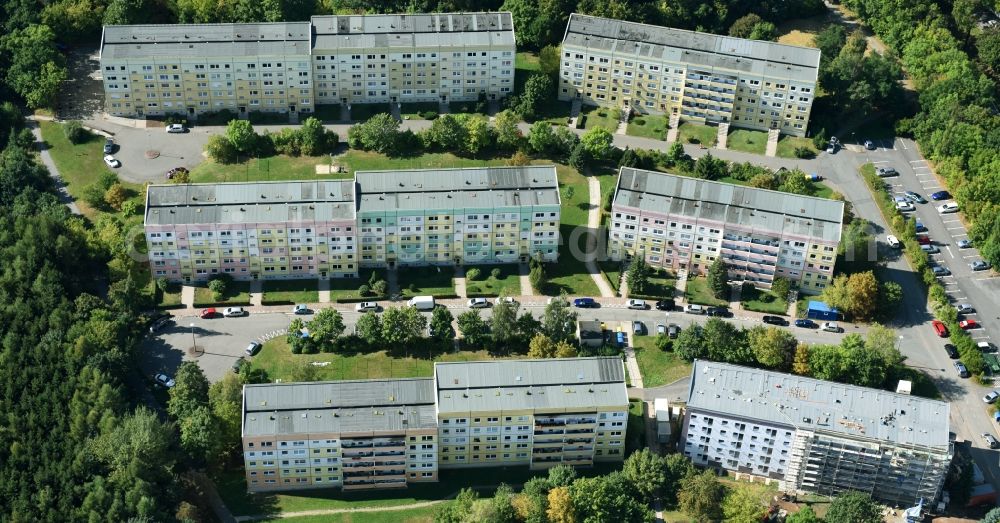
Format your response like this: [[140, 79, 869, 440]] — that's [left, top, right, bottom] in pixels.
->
[[542, 295, 577, 342], [168, 361, 210, 419], [0, 25, 68, 109], [847, 271, 879, 320], [457, 310, 490, 348], [792, 343, 811, 375], [622, 448, 665, 502], [723, 484, 768, 523], [225, 119, 257, 154], [748, 326, 798, 369], [678, 470, 725, 521], [429, 306, 455, 343], [707, 257, 729, 299], [516, 73, 555, 120], [825, 491, 883, 523], [494, 110, 522, 150], [546, 486, 576, 523], [355, 311, 382, 347]]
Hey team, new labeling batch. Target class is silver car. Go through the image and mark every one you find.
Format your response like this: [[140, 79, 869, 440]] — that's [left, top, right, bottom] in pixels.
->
[[223, 307, 247, 317]]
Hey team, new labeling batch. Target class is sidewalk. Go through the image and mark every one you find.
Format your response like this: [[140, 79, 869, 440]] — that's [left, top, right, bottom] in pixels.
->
[[519, 263, 534, 296], [585, 175, 615, 297], [28, 119, 81, 215]]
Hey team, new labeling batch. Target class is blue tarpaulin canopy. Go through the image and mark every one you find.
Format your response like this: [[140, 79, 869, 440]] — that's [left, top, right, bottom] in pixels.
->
[[806, 301, 840, 321]]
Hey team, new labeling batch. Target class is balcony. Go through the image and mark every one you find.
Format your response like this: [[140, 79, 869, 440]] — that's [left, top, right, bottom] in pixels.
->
[[532, 456, 562, 464], [373, 440, 405, 448], [343, 451, 374, 458], [342, 440, 374, 449], [373, 450, 406, 458], [533, 447, 562, 455]]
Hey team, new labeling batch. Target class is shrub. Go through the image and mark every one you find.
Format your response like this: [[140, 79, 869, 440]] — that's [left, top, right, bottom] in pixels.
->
[[206, 135, 237, 164], [208, 278, 226, 299], [371, 279, 388, 297], [490, 268, 502, 280], [575, 114, 587, 129], [466, 268, 482, 281], [467, 285, 481, 293], [421, 111, 439, 120], [63, 121, 87, 144], [103, 184, 127, 211], [358, 283, 371, 297], [794, 146, 815, 159], [156, 278, 170, 292], [408, 283, 417, 292]]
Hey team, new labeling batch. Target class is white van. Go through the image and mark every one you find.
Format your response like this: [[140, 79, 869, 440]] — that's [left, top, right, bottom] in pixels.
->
[[886, 235, 901, 249], [408, 295, 436, 311]]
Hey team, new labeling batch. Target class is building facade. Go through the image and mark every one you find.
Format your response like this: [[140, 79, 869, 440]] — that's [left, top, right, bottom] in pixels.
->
[[354, 166, 560, 268], [99, 13, 515, 118], [559, 14, 820, 136], [311, 13, 515, 105], [608, 168, 843, 294], [681, 361, 953, 506], [144, 181, 358, 282], [242, 357, 628, 492]]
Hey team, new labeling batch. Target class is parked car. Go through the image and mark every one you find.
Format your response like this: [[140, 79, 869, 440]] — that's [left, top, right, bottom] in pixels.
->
[[632, 321, 644, 335], [955, 303, 975, 314], [656, 324, 666, 335], [938, 202, 960, 214], [894, 197, 914, 212], [904, 191, 927, 204], [495, 296, 516, 306], [886, 235, 901, 249], [762, 315, 787, 326], [820, 322, 842, 333], [984, 391, 1000, 404], [468, 297, 490, 309], [983, 433, 999, 448], [103, 155, 120, 168], [292, 304, 311, 315], [232, 357, 245, 373], [920, 244, 939, 254], [655, 299, 675, 311], [944, 344, 959, 359], [876, 166, 898, 177], [955, 362, 970, 378], [706, 306, 731, 317], [914, 219, 927, 232], [915, 235, 931, 245], [667, 324, 680, 339], [864, 139, 876, 150], [684, 304, 706, 315], [573, 297, 597, 308], [957, 239, 973, 248], [795, 319, 817, 328], [166, 123, 187, 133], [971, 260, 991, 271], [200, 308, 217, 319], [931, 265, 951, 276], [355, 301, 379, 312], [931, 320, 949, 337], [930, 190, 951, 201], [626, 299, 647, 310], [223, 307, 247, 317], [244, 341, 262, 356], [154, 373, 175, 388], [149, 316, 172, 333], [103, 138, 115, 154], [979, 342, 996, 353], [960, 319, 979, 330], [826, 144, 837, 154]]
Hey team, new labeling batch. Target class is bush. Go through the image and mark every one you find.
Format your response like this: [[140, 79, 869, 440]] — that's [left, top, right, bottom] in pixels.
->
[[466, 268, 482, 281], [372, 279, 388, 297], [63, 121, 87, 144], [358, 284, 371, 297], [208, 278, 226, 299], [206, 135, 237, 164], [490, 268, 502, 280], [421, 111, 439, 120], [794, 146, 816, 159], [408, 283, 417, 292], [575, 114, 587, 129]]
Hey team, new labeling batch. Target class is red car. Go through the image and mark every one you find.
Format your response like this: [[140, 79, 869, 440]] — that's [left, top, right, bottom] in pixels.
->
[[931, 320, 949, 338], [916, 235, 931, 245], [960, 319, 979, 330], [200, 308, 217, 319]]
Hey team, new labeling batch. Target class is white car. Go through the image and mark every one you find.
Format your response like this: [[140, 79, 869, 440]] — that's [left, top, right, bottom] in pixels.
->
[[494, 296, 516, 306], [103, 155, 120, 168], [223, 307, 247, 317], [626, 299, 647, 310], [154, 373, 175, 388], [656, 324, 666, 335], [985, 391, 1000, 404], [684, 304, 705, 315], [893, 197, 914, 212], [355, 301, 379, 312], [166, 123, 186, 133], [468, 297, 490, 308], [886, 235, 901, 249], [955, 303, 975, 314], [821, 322, 842, 333], [938, 202, 959, 214], [292, 304, 311, 315]]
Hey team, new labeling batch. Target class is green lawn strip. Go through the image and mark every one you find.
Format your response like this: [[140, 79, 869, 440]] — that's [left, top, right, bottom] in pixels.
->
[[328, 269, 389, 302], [155, 280, 185, 308], [37, 121, 146, 219], [312, 104, 343, 122], [336, 150, 508, 175], [598, 260, 623, 295], [350, 104, 392, 122], [249, 112, 293, 125], [626, 400, 645, 455], [631, 271, 676, 300], [189, 155, 345, 183], [580, 105, 619, 132], [192, 281, 252, 307], [263, 506, 439, 523], [739, 285, 788, 315], [775, 135, 819, 159], [676, 122, 718, 146], [464, 264, 521, 297], [795, 298, 809, 319], [398, 266, 456, 298], [684, 276, 728, 307], [626, 114, 668, 140], [543, 165, 600, 296], [726, 129, 768, 155], [718, 173, 833, 200], [261, 279, 319, 305], [632, 336, 692, 388], [400, 102, 442, 120]]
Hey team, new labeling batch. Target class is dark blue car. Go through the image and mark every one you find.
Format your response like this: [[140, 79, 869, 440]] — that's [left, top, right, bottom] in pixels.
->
[[795, 319, 817, 328], [573, 297, 597, 308], [930, 190, 951, 201]]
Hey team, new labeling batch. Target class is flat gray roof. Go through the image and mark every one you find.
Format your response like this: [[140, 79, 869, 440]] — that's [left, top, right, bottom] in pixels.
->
[[243, 378, 437, 437], [577, 320, 603, 339], [614, 168, 843, 242], [355, 166, 560, 213], [435, 357, 628, 414], [101, 22, 311, 60], [144, 180, 355, 226], [686, 361, 951, 449], [563, 14, 819, 84], [312, 12, 515, 51]]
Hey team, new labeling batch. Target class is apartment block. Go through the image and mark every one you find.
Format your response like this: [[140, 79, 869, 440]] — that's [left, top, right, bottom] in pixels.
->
[[681, 361, 953, 506], [99, 22, 314, 118], [311, 13, 515, 105], [354, 166, 560, 268], [559, 14, 820, 136], [100, 13, 515, 118], [144, 181, 358, 282], [242, 357, 628, 492], [608, 168, 843, 294]]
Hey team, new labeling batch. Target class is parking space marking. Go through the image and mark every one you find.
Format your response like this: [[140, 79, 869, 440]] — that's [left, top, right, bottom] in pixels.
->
[[915, 173, 933, 176], [942, 219, 962, 223], [898, 139, 908, 150], [947, 226, 967, 231], [946, 246, 954, 259], [871, 160, 889, 164], [964, 254, 979, 258], [922, 185, 941, 190]]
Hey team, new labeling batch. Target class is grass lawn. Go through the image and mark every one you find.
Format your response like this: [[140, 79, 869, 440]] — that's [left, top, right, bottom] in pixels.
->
[[726, 129, 768, 155], [400, 102, 442, 120], [740, 285, 788, 315], [249, 112, 292, 125], [328, 269, 388, 302], [397, 266, 456, 297], [685, 276, 728, 307], [312, 104, 344, 122], [544, 165, 600, 296], [37, 121, 146, 219], [465, 265, 521, 297], [192, 281, 252, 307], [718, 173, 833, 200], [632, 269, 676, 299], [598, 260, 623, 295], [626, 114, 668, 140], [261, 279, 319, 305], [155, 280, 184, 308], [775, 135, 819, 159], [632, 336, 692, 387], [350, 103, 391, 122], [189, 155, 348, 184], [581, 105, 619, 132], [776, 15, 827, 48], [335, 150, 508, 175], [626, 400, 645, 455], [266, 507, 439, 523], [677, 121, 718, 146]]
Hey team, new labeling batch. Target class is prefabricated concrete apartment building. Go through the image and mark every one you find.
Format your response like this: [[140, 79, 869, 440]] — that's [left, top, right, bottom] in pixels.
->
[[99, 12, 515, 117], [682, 361, 952, 506], [608, 167, 844, 294], [559, 14, 820, 136], [241, 357, 629, 492], [143, 166, 560, 282]]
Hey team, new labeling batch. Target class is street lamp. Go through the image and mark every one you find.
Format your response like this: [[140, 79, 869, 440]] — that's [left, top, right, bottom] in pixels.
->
[[190, 323, 197, 352]]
